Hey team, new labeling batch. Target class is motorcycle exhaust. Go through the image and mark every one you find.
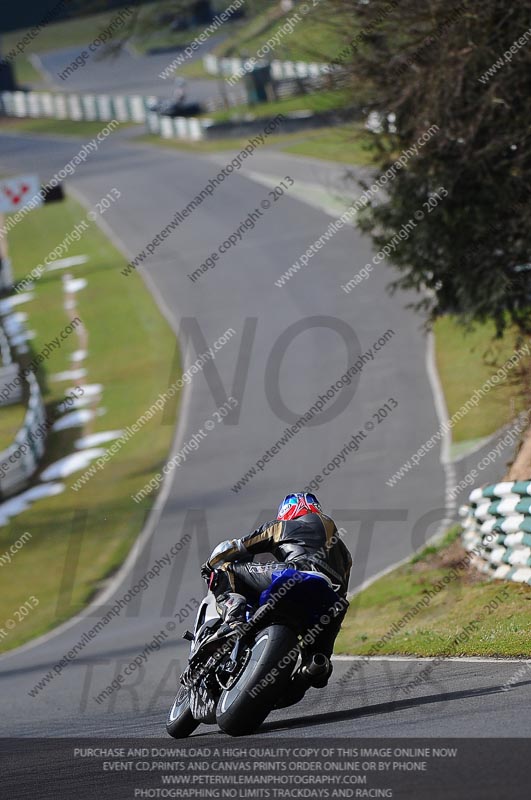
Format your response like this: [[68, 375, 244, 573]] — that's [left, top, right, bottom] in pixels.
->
[[301, 653, 330, 687]]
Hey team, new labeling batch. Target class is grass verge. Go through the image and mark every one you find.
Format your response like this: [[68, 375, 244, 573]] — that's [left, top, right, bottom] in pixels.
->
[[336, 527, 531, 658], [434, 316, 525, 443], [12, 56, 45, 87], [203, 89, 348, 122], [281, 124, 377, 165], [0, 195, 180, 653], [4, 9, 128, 59], [0, 117, 133, 138], [177, 59, 216, 80]]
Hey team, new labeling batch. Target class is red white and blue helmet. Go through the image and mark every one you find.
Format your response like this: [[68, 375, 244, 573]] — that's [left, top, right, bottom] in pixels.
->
[[277, 492, 322, 521]]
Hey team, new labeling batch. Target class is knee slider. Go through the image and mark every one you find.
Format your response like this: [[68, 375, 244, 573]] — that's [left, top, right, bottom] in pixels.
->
[[221, 593, 247, 623]]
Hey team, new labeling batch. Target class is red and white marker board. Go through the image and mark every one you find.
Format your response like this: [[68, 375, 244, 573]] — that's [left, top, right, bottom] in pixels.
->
[[0, 175, 41, 213]]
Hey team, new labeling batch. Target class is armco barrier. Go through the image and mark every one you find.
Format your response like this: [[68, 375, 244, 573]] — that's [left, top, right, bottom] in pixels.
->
[[0, 372, 46, 498], [0, 324, 12, 367], [0, 309, 47, 498], [0, 90, 157, 123], [0, 364, 23, 407], [0, 257, 14, 293], [0, 324, 22, 408], [461, 480, 531, 585]]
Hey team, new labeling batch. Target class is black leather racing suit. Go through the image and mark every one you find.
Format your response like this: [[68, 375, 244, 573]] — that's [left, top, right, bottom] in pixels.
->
[[207, 512, 352, 658]]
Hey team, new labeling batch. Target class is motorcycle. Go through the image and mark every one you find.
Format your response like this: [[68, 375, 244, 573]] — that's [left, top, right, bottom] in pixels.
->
[[166, 568, 345, 737]]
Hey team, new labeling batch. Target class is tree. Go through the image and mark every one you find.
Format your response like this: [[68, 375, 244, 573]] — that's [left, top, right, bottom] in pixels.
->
[[319, 0, 531, 476], [323, 0, 531, 338]]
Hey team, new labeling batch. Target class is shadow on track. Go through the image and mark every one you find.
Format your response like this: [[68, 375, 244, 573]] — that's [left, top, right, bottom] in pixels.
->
[[258, 678, 531, 734]]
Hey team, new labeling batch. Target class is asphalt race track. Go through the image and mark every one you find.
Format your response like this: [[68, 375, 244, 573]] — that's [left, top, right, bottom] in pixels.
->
[[34, 40, 228, 103], [0, 128, 526, 755]]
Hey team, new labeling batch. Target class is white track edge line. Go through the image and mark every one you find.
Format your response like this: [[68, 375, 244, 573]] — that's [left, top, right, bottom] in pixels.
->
[[332, 655, 531, 664], [346, 332, 458, 601], [426, 330, 457, 530]]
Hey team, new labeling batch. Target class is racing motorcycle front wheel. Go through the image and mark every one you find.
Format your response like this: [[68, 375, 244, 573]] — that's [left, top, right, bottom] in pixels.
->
[[166, 684, 199, 739], [216, 623, 298, 737]]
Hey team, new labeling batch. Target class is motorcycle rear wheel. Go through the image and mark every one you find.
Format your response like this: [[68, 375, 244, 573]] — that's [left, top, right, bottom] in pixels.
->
[[216, 624, 298, 736]]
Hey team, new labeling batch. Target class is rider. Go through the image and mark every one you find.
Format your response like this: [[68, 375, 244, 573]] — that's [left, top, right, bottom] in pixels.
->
[[201, 493, 352, 689]]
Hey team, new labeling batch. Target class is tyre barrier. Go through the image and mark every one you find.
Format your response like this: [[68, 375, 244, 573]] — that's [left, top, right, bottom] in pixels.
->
[[0, 90, 157, 124], [460, 480, 531, 585]]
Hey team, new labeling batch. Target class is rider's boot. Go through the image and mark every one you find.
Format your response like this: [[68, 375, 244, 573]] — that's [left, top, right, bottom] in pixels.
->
[[216, 592, 247, 635]]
